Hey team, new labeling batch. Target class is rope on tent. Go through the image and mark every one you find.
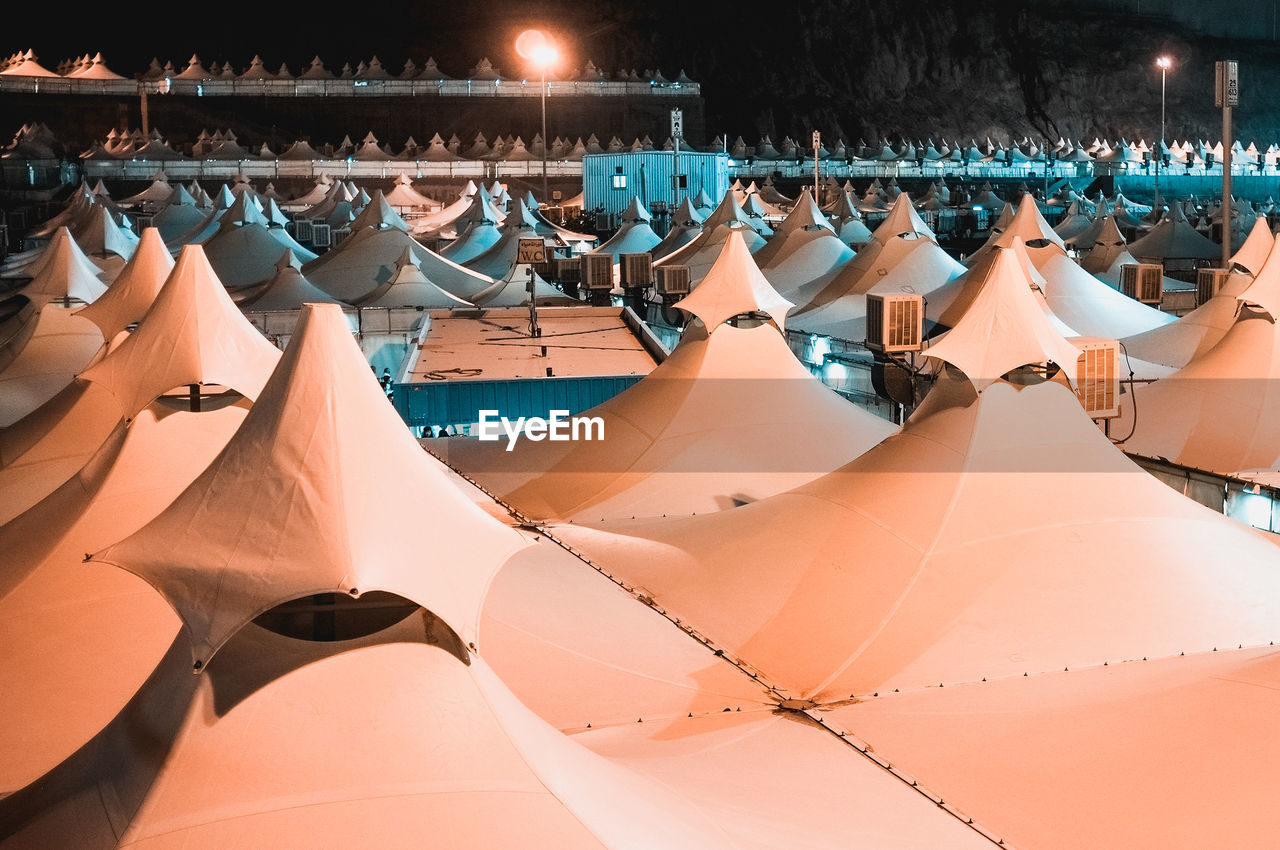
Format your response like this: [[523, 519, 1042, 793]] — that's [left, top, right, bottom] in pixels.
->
[[420, 439, 1016, 846]]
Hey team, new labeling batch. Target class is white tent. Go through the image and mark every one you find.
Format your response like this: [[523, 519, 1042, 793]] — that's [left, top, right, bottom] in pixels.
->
[[1119, 236, 1280, 476], [354, 247, 472, 309], [7, 304, 734, 847], [650, 196, 704, 261], [753, 188, 854, 298], [201, 193, 319, 290], [303, 214, 497, 304], [588, 197, 662, 262], [0, 245, 279, 526], [437, 231, 894, 520], [553, 349, 1280, 703], [239, 248, 349, 311]]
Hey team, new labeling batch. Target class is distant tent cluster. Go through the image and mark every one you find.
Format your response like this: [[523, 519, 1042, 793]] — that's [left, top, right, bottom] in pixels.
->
[[77, 127, 696, 163], [0, 49, 697, 87]]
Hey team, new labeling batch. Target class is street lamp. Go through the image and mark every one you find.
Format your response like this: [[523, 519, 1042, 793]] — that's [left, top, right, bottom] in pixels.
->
[[517, 29, 558, 205], [1155, 55, 1172, 213]]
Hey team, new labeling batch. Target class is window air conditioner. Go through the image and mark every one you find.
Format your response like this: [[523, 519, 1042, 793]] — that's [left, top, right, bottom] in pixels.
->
[[1072, 336, 1121, 419], [865, 293, 923, 353], [619, 253, 654, 288], [581, 253, 615, 290], [655, 265, 691, 296], [1196, 267, 1232, 306], [1119, 263, 1164, 304]]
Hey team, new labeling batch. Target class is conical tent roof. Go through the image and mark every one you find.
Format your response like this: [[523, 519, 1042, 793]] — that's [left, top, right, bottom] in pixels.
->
[[304, 224, 496, 303], [1126, 201, 1220, 262], [461, 200, 543, 280], [19, 226, 108, 308], [590, 198, 662, 261], [870, 193, 935, 242], [650, 197, 705, 261], [78, 227, 175, 339], [555, 369, 1280, 702], [348, 189, 409, 232], [753, 189, 853, 297], [70, 202, 139, 263], [924, 243, 1083, 388], [1075, 214, 1128, 271], [1119, 236, 1280, 475], [1231, 215, 1275, 274], [672, 229, 794, 332], [1034, 246, 1174, 340], [79, 244, 281, 419], [384, 173, 436, 209], [240, 249, 347, 311], [92, 303, 531, 665], [356, 247, 473, 308], [437, 236, 893, 521], [0, 611, 737, 846]]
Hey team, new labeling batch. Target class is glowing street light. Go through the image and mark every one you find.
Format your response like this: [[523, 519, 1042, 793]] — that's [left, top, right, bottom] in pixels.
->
[[1155, 55, 1172, 211], [517, 29, 558, 204]]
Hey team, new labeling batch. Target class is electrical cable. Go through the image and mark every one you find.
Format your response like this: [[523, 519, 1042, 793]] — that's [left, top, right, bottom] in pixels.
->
[[1110, 340, 1140, 444]]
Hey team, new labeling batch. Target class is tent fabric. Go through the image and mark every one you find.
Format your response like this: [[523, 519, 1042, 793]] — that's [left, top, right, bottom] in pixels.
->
[[78, 227, 175, 340], [824, 645, 1280, 848], [1126, 202, 1220, 262], [479, 550, 992, 848], [0, 621, 738, 848], [553, 375, 1280, 701], [869, 192, 935, 242], [240, 249, 349, 311], [92, 303, 531, 664], [0, 306, 105, 428], [1034, 249, 1175, 339], [355, 247, 472, 308], [79, 244, 281, 421], [672, 230, 793, 332], [924, 244, 1083, 388], [436, 317, 894, 522], [786, 236, 964, 338], [305, 221, 496, 304], [18, 227, 108, 308]]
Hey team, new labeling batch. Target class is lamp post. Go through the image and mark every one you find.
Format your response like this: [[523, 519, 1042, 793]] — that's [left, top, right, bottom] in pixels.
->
[[517, 30, 558, 205], [1155, 56, 1171, 213]]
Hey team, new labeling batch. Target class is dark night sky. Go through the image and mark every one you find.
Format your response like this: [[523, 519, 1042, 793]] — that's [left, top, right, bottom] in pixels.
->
[[9, 1, 1280, 143]]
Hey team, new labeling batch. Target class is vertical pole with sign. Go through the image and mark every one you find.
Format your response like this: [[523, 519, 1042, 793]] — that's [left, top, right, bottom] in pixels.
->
[[1216, 60, 1238, 268], [813, 131, 821, 201], [670, 108, 683, 213]]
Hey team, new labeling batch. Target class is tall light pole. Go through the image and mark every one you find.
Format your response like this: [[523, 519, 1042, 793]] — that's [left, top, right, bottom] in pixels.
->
[[1155, 56, 1171, 213], [517, 29, 558, 205]]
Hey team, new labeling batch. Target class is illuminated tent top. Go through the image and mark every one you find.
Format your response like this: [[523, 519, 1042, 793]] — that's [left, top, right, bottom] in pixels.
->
[[92, 303, 530, 665], [924, 243, 1082, 389], [79, 226, 175, 339], [79, 244, 280, 419]]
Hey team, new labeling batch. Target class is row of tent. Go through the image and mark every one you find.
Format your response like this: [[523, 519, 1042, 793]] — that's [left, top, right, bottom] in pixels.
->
[[9, 163, 1280, 842], [0, 49, 697, 85], [78, 127, 679, 163]]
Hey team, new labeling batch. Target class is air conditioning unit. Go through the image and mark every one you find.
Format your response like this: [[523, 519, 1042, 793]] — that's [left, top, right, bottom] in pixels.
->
[[554, 257, 581, 283], [293, 219, 314, 243], [332, 228, 352, 247], [655, 265, 691, 296], [594, 212, 614, 231], [619, 253, 653, 288], [865, 293, 924, 353], [1120, 263, 1164, 304], [1072, 336, 1121, 419], [131, 215, 153, 233], [1196, 267, 1232, 305], [310, 223, 332, 248], [581, 253, 615, 290]]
